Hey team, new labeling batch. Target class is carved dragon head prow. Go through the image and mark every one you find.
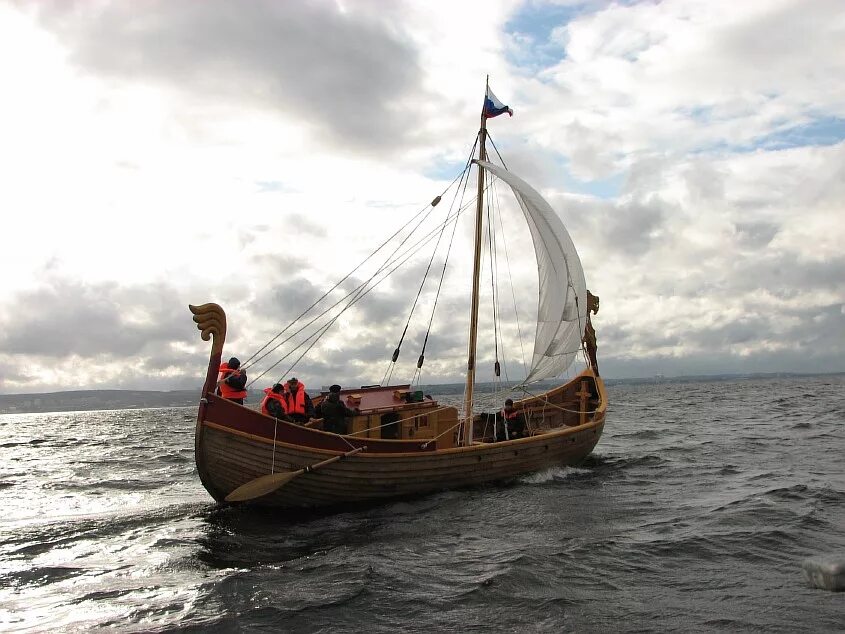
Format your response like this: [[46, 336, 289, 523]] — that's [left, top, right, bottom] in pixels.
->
[[189, 303, 227, 356], [586, 291, 600, 316]]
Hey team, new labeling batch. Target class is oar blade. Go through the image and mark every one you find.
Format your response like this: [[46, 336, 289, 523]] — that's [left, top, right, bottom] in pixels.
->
[[225, 470, 300, 502]]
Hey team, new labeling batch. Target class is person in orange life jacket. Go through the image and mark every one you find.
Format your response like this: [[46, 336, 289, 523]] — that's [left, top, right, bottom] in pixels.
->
[[260, 383, 289, 420], [500, 398, 527, 439], [217, 357, 248, 404], [283, 377, 315, 424]]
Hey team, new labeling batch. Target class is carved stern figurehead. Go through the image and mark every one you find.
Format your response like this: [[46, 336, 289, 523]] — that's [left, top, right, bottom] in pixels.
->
[[189, 303, 227, 396], [583, 291, 600, 375]]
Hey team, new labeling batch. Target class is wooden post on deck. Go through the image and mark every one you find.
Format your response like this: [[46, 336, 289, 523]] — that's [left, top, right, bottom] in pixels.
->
[[576, 380, 590, 426]]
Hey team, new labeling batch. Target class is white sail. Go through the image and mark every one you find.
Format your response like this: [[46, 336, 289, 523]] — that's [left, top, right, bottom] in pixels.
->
[[476, 161, 587, 383]]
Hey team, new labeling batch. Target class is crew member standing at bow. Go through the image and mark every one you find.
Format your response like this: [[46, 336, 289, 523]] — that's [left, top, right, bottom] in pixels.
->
[[260, 383, 289, 419], [283, 377, 315, 424], [217, 357, 248, 404]]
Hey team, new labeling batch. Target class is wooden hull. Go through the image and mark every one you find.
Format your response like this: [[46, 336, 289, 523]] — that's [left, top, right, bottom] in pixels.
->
[[194, 369, 607, 509]]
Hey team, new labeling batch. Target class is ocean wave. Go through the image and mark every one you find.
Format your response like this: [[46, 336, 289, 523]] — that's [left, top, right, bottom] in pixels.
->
[[519, 466, 592, 484]]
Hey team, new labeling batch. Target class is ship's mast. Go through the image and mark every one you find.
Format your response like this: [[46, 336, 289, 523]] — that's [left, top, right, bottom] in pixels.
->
[[463, 77, 489, 446]]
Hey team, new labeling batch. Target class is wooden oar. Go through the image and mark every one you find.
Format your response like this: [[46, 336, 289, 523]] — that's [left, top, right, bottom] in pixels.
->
[[224, 445, 366, 503]]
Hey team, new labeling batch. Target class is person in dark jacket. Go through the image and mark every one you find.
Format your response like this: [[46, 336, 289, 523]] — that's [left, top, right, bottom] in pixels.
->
[[500, 398, 527, 439], [316, 384, 357, 434], [217, 357, 248, 404]]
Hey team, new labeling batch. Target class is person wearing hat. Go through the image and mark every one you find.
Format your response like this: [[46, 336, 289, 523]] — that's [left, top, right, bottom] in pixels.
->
[[260, 383, 289, 420], [282, 377, 315, 424], [316, 384, 358, 435], [217, 356, 248, 404]]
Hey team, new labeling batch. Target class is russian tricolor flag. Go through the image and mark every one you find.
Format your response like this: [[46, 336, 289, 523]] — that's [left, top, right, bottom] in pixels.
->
[[483, 86, 513, 119]]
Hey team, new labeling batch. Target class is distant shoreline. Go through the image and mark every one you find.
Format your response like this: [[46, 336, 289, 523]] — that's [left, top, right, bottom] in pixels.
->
[[1, 371, 842, 415]]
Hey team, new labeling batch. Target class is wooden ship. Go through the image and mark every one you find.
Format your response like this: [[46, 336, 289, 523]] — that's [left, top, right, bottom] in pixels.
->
[[189, 83, 607, 508]]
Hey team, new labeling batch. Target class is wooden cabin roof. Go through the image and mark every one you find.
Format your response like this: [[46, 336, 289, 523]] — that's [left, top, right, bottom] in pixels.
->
[[317, 384, 437, 414]]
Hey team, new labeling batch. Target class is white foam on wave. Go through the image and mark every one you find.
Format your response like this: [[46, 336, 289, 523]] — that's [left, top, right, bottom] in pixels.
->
[[520, 466, 592, 484]]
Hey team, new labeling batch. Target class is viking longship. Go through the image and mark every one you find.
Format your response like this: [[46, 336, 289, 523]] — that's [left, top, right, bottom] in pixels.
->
[[189, 82, 607, 508]]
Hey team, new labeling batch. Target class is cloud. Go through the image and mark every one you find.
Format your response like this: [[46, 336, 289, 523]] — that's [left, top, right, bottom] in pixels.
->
[[0, 280, 190, 358], [25, 0, 424, 154], [2, 0, 845, 393], [511, 0, 845, 180], [0, 277, 216, 392]]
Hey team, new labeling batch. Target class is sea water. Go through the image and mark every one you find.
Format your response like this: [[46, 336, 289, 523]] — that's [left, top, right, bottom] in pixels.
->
[[1, 376, 843, 632]]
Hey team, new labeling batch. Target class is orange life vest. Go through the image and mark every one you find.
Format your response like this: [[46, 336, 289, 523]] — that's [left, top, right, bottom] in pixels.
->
[[260, 388, 287, 416], [284, 383, 307, 415], [502, 408, 519, 421], [218, 363, 248, 400]]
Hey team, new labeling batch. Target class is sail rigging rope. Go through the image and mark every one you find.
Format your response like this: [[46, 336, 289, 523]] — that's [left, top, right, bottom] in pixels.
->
[[492, 177, 528, 378], [484, 137, 530, 380], [517, 384, 601, 416], [409, 168, 475, 387], [487, 133, 509, 170], [246, 196, 480, 388], [243, 191, 478, 387], [240, 167, 471, 371], [384, 134, 480, 387], [245, 198, 446, 373], [485, 167, 501, 377], [247, 167, 504, 389]]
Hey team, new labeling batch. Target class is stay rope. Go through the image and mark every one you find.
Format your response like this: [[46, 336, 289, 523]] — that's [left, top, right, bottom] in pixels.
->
[[246, 195, 478, 388], [384, 135, 480, 387], [240, 167, 471, 372]]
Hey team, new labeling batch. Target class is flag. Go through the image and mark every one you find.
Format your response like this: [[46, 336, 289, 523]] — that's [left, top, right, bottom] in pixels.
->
[[483, 86, 513, 119]]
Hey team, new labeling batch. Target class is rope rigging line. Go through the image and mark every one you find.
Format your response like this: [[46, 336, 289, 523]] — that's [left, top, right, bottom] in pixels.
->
[[247, 196, 480, 388], [275, 232, 446, 386], [492, 177, 528, 379], [244, 190, 479, 387], [487, 177, 510, 432], [240, 166, 471, 370], [517, 384, 601, 416], [383, 135, 480, 387], [410, 156, 477, 387], [485, 169, 502, 380], [487, 133, 509, 171], [480, 133, 528, 379], [246, 197, 452, 373]]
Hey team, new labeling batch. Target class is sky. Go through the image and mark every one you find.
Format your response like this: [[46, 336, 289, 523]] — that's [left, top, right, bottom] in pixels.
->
[[1, 0, 843, 394]]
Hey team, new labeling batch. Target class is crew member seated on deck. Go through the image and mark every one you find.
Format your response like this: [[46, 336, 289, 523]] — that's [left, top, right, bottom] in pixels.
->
[[260, 383, 289, 420], [283, 377, 315, 425], [501, 398, 527, 439], [217, 357, 248, 404], [316, 384, 357, 435]]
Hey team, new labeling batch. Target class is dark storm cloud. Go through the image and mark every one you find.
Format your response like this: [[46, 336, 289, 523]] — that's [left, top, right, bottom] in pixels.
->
[[27, 0, 422, 152], [0, 280, 191, 358]]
